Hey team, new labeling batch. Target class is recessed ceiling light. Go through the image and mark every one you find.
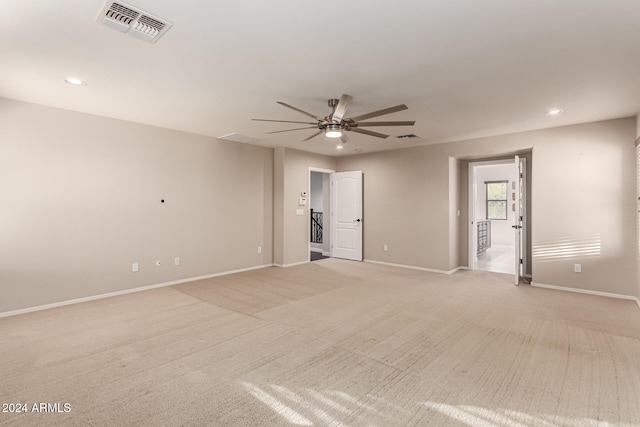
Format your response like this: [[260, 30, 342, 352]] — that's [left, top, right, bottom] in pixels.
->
[[546, 109, 563, 115], [65, 77, 85, 86]]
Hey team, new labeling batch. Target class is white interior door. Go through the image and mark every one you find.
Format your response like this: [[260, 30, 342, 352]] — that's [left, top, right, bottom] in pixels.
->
[[331, 171, 363, 261], [513, 156, 522, 285]]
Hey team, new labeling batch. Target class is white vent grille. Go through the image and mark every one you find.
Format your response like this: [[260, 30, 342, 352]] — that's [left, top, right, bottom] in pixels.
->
[[97, 1, 172, 43]]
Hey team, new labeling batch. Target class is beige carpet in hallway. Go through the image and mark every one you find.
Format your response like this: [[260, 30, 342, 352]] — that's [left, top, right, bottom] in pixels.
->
[[1, 259, 639, 426]]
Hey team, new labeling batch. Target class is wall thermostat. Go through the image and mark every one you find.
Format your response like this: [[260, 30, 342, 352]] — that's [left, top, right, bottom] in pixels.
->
[[299, 197, 307, 206]]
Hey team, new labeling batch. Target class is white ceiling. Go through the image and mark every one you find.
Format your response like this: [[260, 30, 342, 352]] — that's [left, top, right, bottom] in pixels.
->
[[1, 0, 639, 157]]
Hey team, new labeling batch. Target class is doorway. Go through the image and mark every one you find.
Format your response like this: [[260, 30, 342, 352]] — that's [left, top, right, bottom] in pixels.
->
[[308, 168, 364, 262], [309, 170, 332, 261], [468, 157, 530, 281]]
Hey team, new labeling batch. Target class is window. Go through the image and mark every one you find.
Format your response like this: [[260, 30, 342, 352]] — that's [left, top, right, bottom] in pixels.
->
[[486, 180, 508, 220]]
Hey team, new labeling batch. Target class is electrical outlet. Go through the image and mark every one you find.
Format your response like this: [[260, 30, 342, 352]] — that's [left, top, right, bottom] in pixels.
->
[[174, 257, 180, 266], [132, 263, 139, 272], [383, 244, 388, 251], [257, 246, 262, 254], [574, 263, 581, 273]]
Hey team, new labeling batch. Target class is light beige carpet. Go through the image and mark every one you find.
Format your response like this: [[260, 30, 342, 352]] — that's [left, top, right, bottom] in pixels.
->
[[1, 259, 639, 426]]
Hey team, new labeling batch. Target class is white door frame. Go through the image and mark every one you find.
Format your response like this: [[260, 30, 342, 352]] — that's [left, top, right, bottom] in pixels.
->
[[308, 167, 335, 262], [514, 155, 522, 285]]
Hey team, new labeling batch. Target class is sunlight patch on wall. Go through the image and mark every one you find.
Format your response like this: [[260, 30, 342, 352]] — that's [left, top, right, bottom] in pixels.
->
[[532, 234, 601, 262]]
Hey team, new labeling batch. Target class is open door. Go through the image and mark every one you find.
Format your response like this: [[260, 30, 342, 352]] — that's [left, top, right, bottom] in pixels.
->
[[513, 156, 523, 285], [331, 171, 363, 261]]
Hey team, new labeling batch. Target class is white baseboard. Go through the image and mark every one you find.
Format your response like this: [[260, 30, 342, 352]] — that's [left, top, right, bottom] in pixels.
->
[[310, 242, 327, 253], [6, 262, 636, 318], [532, 282, 640, 308], [364, 259, 465, 275], [0, 263, 274, 319], [273, 260, 309, 268]]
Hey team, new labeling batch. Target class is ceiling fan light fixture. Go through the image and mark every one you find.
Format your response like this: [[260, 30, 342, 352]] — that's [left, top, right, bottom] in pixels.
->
[[325, 124, 342, 138]]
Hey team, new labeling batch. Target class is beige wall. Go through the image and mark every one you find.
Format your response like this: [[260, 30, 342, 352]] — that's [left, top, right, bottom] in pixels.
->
[[273, 148, 285, 266], [448, 157, 461, 270], [522, 121, 634, 296], [272, 147, 336, 266], [338, 118, 637, 297], [2, 97, 637, 314], [338, 148, 452, 271], [0, 98, 273, 313]]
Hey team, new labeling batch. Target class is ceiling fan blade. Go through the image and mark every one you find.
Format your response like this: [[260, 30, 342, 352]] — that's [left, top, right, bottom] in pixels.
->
[[331, 94, 353, 122], [277, 101, 323, 121], [253, 119, 318, 125], [266, 126, 318, 134], [349, 128, 389, 139], [303, 130, 323, 141], [356, 121, 415, 127], [349, 104, 408, 122]]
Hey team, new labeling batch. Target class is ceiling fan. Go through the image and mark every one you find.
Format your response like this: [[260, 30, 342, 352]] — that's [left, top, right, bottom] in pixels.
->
[[253, 94, 415, 143]]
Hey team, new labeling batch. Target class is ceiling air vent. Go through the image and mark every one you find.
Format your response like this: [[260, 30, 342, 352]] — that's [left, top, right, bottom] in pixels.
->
[[96, 1, 172, 44], [217, 133, 264, 144]]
